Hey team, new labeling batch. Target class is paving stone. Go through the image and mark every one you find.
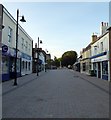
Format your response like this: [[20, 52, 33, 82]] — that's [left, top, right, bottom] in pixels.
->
[[2, 69, 109, 118]]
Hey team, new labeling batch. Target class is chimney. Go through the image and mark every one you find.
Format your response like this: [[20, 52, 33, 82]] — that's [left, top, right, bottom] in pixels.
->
[[100, 22, 108, 35], [35, 43, 37, 49], [92, 34, 97, 43], [107, 22, 108, 26]]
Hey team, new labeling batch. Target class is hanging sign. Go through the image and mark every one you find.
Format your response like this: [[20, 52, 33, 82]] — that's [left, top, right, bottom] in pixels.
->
[[2, 45, 8, 52]]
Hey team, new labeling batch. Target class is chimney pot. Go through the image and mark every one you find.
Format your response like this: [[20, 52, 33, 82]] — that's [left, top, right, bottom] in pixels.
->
[[107, 22, 108, 26], [35, 43, 37, 48]]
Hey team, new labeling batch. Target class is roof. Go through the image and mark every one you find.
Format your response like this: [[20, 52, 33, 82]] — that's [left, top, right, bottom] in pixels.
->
[[107, 26, 111, 30]]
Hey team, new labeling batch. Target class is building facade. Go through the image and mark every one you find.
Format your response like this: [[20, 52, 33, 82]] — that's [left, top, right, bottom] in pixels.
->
[[90, 32, 109, 80], [1, 5, 33, 81], [46, 53, 51, 69], [73, 55, 81, 72], [32, 47, 46, 73], [107, 26, 111, 81], [79, 22, 110, 81], [80, 44, 91, 75]]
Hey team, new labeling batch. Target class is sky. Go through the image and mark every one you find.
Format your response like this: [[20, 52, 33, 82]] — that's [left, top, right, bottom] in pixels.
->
[[1, 2, 109, 59]]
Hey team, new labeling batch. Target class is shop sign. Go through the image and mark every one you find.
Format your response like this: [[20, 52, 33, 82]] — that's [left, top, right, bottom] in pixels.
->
[[2, 45, 8, 52]]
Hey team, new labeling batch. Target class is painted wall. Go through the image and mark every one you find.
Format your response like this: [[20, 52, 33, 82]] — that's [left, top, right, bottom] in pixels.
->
[[2, 6, 33, 80], [80, 46, 91, 75], [91, 32, 109, 80], [91, 33, 109, 57]]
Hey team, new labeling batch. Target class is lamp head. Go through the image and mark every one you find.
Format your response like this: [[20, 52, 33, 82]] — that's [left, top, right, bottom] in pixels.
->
[[20, 16, 26, 22], [40, 40, 42, 44], [2, 25, 5, 29]]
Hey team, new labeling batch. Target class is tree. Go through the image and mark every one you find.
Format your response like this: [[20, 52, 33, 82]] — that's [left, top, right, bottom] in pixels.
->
[[61, 50, 77, 67], [46, 59, 54, 69], [53, 56, 61, 67]]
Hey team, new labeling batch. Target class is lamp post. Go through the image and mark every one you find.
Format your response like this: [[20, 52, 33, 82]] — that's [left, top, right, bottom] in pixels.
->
[[108, 27, 111, 82], [14, 9, 26, 86], [37, 37, 42, 76], [45, 49, 48, 72], [0, 25, 4, 50]]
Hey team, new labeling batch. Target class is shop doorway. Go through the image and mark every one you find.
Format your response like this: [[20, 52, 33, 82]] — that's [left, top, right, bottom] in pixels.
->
[[9, 57, 15, 79], [98, 62, 101, 78]]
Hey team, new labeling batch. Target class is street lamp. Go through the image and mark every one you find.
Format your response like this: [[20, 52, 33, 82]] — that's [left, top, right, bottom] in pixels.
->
[[37, 37, 42, 76], [0, 15, 5, 31], [0, 25, 4, 30], [0, 25, 4, 47], [45, 49, 48, 72], [14, 9, 26, 86]]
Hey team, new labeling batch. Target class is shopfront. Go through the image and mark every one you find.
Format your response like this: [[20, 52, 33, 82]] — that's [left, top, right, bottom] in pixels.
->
[[102, 61, 108, 80], [21, 53, 32, 76], [91, 51, 109, 80], [2, 44, 21, 81]]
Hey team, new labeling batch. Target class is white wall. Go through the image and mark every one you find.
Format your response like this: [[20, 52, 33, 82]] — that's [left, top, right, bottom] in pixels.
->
[[2, 10, 16, 48], [18, 27, 32, 57], [91, 33, 109, 57], [2, 7, 33, 75], [91, 32, 109, 80], [39, 52, 45, 64]]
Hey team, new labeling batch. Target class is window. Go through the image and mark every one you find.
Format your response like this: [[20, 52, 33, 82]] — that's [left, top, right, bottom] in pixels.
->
[[22, 38, 24, 49], [82, 63, 86, 71], [22, 61, 24, 69], [94, 46, 97, 55], [93, 63, 97, 76], [26, 41, 28, 51], [8, 27, 12, 43], [28, 62, 30, 70], [17, 58, 20, 72], [29, 44, 30, 52], [100, 42, 103, 52], [26, 61, 27, 69], [102, 61, 108, 75], [2, 56, 9, 74]]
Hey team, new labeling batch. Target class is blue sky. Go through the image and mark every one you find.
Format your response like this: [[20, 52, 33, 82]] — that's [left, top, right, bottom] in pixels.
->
[[2, 2, 109, 59]]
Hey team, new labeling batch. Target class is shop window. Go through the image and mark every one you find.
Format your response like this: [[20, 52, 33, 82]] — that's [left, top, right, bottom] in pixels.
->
[[28, 62, 30, 70], [17, 58, 20, 72], [22, 61, 24, 69], [89, 62, 91, 70], [93, 63, 97, 76], [2, 56, 9, 74], [10, 57, 15, 72], [102, 61, 108, 75], [26, 61, 27, 69]]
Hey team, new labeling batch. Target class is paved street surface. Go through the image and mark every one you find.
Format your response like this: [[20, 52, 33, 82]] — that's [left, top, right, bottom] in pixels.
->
[[2, 69, 109, 118]]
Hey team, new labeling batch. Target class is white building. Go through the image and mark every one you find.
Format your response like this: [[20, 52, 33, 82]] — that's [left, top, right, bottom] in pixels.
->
[[90, 23, 109, 80], [1, 4, 33, 81], [32, 45, 46, 73], [39, 51, 46, 71]]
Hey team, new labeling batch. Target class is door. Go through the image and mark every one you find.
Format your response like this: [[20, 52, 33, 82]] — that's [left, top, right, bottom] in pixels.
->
[[9, 57, 15, 79], [98, 62, 101, 78]]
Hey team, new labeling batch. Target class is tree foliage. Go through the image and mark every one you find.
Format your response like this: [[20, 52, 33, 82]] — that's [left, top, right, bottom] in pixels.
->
[[61, 50, 77, 67], [53, 56, 61, 67]]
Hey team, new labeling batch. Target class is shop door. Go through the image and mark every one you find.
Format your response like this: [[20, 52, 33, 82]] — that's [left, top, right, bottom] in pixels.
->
[[98, 62, 101, 78], [9, 57, 15, 79]]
